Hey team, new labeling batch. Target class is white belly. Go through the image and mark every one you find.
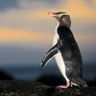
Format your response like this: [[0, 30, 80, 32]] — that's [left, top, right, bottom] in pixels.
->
[[53, 24, 69, 82]]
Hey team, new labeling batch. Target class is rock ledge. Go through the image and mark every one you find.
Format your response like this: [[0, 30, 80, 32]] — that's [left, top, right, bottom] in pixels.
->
[[0, 80, 96, 96]]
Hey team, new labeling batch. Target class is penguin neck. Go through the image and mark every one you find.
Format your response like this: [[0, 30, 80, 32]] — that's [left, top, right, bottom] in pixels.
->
[[59, 23, 70, 28], [53, 23, 59, 46], [55, 23, 71, 35], [55, 23, 59, 33], [58, 23, 71, 33]]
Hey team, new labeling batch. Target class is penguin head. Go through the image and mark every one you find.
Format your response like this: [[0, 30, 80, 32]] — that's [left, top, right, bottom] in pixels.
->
[[48, 12, 71, 28]]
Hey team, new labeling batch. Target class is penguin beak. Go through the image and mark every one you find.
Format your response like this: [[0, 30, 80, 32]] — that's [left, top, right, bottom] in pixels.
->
[[48, 12, 60, 21], [48, 12, 68, 17], [48, 12, 58, 17], [48, 12, 68, 22]]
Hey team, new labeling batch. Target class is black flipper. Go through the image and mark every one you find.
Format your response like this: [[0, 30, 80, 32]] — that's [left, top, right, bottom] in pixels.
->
[[41, 44, 59, 67]]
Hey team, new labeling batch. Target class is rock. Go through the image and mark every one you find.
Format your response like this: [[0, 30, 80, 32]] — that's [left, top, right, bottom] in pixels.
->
[[0, 80, 96, 96], [0, 70, 13, 80], [36, 73, 66, 86]]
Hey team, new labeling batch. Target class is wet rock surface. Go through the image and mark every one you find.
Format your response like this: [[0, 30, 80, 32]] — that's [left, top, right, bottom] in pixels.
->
[[0, 80, 96, 96]]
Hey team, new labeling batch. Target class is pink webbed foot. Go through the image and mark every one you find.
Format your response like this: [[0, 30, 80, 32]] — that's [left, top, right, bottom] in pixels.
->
[[57, 82, 73, 89]]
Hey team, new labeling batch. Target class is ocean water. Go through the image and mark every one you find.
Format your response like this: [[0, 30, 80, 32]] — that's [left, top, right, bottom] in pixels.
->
[[0, 63, 96, 81]]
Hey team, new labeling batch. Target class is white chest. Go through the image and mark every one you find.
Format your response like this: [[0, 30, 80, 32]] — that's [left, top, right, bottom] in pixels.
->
[[53, 24, 69, 82]]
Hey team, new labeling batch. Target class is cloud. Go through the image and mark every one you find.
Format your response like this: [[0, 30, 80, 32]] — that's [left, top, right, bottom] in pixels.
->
[[0, 0, 95, 48], [0, 0, 96, 33], [0, 9, 56, 35], [75, 32, 96, 46], [0, 28, 95, 64], [33, 0, 62, 5], [0, 0, 96, 21], [20, 0, 63, 7], [0, 28, 52, 45], [0, 27, 95, 49], [0, 0, 19, 11], [83, 0, 96, 8], [0, 45, 41, 64], [18, 0, 96, 22], [59, 0, 96, 20]]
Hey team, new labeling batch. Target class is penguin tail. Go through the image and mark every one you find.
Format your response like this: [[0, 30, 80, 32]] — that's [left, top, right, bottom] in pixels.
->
[[79, 79, 88, 88], [71, 78, 88, 88]]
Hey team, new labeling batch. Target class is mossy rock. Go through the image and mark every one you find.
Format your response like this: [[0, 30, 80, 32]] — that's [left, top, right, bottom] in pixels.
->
[[0, 80, 96, 96]]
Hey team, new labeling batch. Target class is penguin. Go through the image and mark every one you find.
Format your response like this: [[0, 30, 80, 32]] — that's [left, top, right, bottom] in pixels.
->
[[41, 12, 88, 88]]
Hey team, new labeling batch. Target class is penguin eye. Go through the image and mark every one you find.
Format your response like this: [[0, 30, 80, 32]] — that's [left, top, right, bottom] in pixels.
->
[[61, 15, 65, 18], [60, 15, 65, 20]]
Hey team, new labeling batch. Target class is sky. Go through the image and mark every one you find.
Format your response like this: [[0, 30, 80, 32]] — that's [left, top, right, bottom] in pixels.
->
[[0, 0, 96, 66]]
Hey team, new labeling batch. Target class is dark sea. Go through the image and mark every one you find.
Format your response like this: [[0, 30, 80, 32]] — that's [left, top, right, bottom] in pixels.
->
[[0, 62, 96, 82]]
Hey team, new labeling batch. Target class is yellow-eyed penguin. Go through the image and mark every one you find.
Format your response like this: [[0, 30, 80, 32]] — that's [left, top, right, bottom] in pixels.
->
[[41, 12, 88, 88]]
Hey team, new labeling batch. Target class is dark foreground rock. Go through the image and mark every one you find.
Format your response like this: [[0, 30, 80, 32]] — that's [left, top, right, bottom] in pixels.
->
[[0, 80, 96, 96]]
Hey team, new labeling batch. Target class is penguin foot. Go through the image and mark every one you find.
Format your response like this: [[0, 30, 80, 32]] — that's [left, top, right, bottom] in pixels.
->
[[57, 85, 69, 88], [57, 82, 71, 88]]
